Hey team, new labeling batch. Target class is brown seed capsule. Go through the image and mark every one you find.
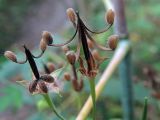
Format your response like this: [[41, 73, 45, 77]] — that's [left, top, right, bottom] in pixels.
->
[[38, 81, 48, 93], [4, 51, 17, 62], [66, 51, 76, 65], [40, 39, 47, 51], [66, 8, 76, 23], [47, 62, 55, 73], [64, 72, 71, 81], [106, 9, 115, 24], [87, 39, 94, 49], [107, 35, 118, 50], [29, 80, 38, 93], [42, 31, 53, 45], [41, 74, 54, 83]]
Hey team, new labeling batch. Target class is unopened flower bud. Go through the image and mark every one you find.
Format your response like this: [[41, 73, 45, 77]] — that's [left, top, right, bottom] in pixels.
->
[[87, 39, 94, 49], [29, 80, 38, 93], [62, 45, 69, 53], [106, 9, 115, 24], [41, 74, 54, 83], [66, 51, 76, 65], [38, 81, 48, 93], [4, 51, 17, 62], [40, 39, 47, 51], [64, 72, 71, 81], [42, 31, 53, 45], [107, 35, 118, 50], [47, 62, 55, 73], [66, 8, 76, 23], [92, 50, 101, 61]]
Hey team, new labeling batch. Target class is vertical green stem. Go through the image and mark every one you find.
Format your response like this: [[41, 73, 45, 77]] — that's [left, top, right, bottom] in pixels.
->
[[89, 78, 96, 120], [141, 97, 148, 120], [42, 93, 65, 120]]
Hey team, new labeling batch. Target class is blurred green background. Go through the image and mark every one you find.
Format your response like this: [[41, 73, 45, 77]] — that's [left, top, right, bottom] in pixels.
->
[[0, 0, 160, 120]]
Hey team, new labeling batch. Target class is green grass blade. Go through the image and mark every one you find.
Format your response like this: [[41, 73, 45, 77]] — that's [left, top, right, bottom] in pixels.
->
[[141, 97, 148, 120]]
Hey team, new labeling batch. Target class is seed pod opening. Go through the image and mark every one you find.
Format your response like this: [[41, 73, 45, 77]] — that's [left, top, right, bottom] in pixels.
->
[[4, 51, 17, 62], [41, 74, 54, 83], [29, 80, 38, 93], [66, 51, 76, 65], [66, 8, 76, 23], [38, 81, 48, 93], [107, 35, 119, 50], [105, 9, 115, 24], [40, 39, 47, 51], [42, 31, 53, 45]]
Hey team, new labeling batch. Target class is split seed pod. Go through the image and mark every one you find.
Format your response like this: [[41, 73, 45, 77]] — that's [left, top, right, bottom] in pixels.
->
[[66, 8, 76, 23], [41, 74, 54, 83], [106, 9, 115, 24], [29, 80, 38, 93], [42, 31, 53, 45], [4, 51, 17, 62], [107, 35, 118, 50], [66, 51, 76, 65], [38, 81, 48, 93]]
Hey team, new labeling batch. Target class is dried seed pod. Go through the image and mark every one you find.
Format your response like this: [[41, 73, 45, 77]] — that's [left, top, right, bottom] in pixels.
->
[[4, 51, 17, 62], [42, 31, 53, 45], [64, 72, 71, 81], [66, 51, 76, 65], [41, 74, 54, 83], [29, 80, 38, 93], [38, 81, 48, 93], [66, 8, 76, 23], [87, 39, 94, 49], [40, 39, 47, 51], [105, 9, 115, 24], [72, 79, 83, 92], [107, 35, 118, 50], [47, 62, 55, 73]]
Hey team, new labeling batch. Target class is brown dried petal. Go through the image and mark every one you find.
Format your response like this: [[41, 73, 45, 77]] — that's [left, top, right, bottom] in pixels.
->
[[40, 39, 47, 51], [41, 74, 54, 83], [106, 9, 115, 24], [66, 8, 76, 23], [29, 80, 38, 93], [42, 31, 53, 45], [107, 35, 118, 50], [4, 51, 17, 62], [66, 51, 76, 65], [38, 81, 48, 93]]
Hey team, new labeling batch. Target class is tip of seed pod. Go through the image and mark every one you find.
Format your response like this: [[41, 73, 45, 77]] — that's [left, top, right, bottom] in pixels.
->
[[64, 72, 71, 81], [42, 31, 53, 45], [66, 8, 76, 23], [4, 51, 17, 62], [66, 51, 76, 65], [107, 35, 119, 50], [105, 9, 115, 24], [40, 39, 47, 51], [47, 62, 55, 73]]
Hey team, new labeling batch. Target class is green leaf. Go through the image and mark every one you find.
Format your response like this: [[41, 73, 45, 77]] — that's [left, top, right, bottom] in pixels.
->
[[141, 97, 148, 120]]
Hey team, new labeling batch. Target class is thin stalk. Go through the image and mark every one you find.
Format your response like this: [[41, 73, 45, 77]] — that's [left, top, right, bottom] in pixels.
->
[[43, 93, 65, 120], [89, 78, 96, 120], [141, 97, 148, 120]]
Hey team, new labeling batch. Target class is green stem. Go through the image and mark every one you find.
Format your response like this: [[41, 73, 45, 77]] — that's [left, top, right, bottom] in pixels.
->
[[89, 78, 96, 120], [43, 93, 65, 120], [141, 97, 148, 120]]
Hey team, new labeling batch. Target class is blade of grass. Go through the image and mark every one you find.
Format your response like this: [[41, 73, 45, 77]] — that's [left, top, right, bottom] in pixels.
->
[[89, 78, 96, 120]]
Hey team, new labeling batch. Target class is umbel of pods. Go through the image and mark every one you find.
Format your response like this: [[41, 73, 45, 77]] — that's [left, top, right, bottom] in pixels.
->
[[41, 8, 118, 120]]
